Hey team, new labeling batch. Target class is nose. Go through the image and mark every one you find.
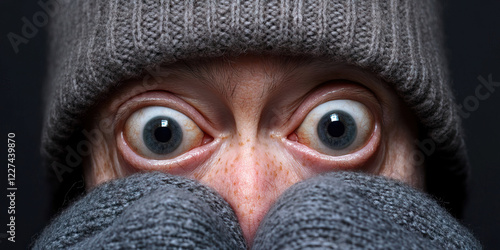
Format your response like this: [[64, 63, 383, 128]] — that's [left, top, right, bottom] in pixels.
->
[[200, 137, 299, 245]]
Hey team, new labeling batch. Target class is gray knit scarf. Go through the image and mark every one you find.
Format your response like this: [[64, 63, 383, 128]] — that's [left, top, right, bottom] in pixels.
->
[[34, 172, 480, 249]]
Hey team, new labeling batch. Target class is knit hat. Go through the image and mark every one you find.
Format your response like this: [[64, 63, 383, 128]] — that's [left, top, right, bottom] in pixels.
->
[[42, 0, 468, 216]]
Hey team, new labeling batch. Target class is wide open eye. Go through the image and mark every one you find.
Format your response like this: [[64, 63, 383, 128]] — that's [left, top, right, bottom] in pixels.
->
[[123, 106, 204, 159], [294, 100, 374, 156]]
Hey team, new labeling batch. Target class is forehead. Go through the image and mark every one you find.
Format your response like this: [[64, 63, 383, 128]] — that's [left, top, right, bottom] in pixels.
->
[[159, 55, 395, 102], [171, 55, 320, 75], [103, 54, 399, 128], [168, 55, 323, 87]]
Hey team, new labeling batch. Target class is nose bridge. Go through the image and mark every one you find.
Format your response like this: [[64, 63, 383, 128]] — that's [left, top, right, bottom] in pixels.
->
[[208, 134, 284, 242], [226, 136, 276, 206], [233, 140, 271, 195]]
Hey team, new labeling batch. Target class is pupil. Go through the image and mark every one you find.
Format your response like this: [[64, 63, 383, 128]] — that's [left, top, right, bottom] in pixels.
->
[[154, 126, 172, 143], [317, 110, 356, 150], [327, 120, 345, 137], [143, 116, 182, 155]]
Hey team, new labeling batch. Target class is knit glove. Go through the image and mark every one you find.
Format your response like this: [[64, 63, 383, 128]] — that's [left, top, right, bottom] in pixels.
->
[[253, 171, 481, 249], [33, 172, 246, 249]]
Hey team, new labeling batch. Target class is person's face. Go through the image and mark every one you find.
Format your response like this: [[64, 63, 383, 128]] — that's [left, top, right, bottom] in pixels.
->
[[84, 55, 422, 243]]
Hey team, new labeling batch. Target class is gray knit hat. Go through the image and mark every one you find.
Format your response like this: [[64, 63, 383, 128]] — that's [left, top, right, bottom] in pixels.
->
[[42, 0, 468, 215]]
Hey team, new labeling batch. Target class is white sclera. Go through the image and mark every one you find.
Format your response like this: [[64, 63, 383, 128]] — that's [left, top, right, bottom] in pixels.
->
[[296, 100, 374, 156], [124, 106, 204, 160]]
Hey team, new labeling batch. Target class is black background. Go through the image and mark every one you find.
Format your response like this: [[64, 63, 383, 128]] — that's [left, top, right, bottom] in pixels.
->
[[1, 0, 499, 249]]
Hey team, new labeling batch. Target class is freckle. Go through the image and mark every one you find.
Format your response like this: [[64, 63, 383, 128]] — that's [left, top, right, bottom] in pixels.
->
[[251, 146, 255, 151], [216, 169, 219, 174], [238, 132, 241, 136], [279, 165, 283, 171], [233, 181, 237, 186], [249, 209, 254, 214], [246, 138, 250, 142], [234, 190, 238, 195], [217, 158, 221, 163], [257, 195, 261, 200], [224, 168, 228, 173], [239, 142, 244, 146]]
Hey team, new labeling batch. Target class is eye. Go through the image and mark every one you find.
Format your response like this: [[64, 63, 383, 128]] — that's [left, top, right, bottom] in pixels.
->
[[123, 106, 204, 159], [294, 100, 374, 156]]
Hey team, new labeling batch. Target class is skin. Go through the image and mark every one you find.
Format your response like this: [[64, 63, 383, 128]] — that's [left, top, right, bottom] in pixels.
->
[[83, 55, 423, 245]]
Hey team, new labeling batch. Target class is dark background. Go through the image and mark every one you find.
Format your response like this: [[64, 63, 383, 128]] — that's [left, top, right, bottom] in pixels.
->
[[1, 0, 499, 249]]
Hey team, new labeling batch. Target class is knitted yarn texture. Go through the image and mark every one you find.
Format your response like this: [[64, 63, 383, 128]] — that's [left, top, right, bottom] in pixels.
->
[[33, 172, 247, 249], [253, 171, 481, 249], [43, 0, 467, 214], [34, 172, 480, 249]]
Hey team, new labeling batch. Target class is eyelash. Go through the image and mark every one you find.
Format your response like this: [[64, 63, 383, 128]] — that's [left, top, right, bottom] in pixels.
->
[[120, 102, 375, 159], [122, 106, 205, 160], [114, 91, 221, 173], [115, 85, 381, 172], [292, 99, 375, 156]]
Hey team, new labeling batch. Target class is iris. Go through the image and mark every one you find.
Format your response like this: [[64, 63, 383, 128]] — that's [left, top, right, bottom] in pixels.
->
[[317, 110, 356, 150], [143, 116, 182, 154]]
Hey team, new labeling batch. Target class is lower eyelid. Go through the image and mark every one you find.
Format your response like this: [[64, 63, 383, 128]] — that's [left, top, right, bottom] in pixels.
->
[[294, 100, 375, 156], [122, 106, 205, 159], [282, 122, 381, 172], [117, 130, 221, 174]]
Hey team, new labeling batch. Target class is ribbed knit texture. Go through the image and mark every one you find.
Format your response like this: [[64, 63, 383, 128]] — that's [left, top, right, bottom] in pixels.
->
[[33, 172, 246, 249], [253, 171, 481, 249], [43, 0, 468, 214], [34, 172, 480, 249]]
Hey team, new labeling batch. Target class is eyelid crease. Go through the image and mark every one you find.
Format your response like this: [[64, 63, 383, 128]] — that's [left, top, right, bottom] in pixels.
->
[[123, 106, 204, 159], [296, 99, 374, 156], [316, 67, 399, 128], [113, 91, 218, 139], [280, 81, 383, 137]]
